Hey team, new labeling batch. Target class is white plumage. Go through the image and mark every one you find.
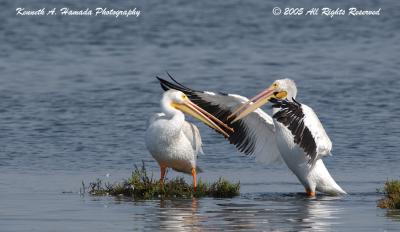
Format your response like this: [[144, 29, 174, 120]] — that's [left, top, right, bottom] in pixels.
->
[[146, 113, 201, 174], [272, 102, 344, 195], [301, 104, 332, 159], [145, 89, 230, 190], [158, 77, 346, 196]]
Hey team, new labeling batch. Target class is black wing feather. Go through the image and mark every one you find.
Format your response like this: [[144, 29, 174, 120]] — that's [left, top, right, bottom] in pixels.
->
[[271, 98, 317, 163], [156, 75, 257, 156]]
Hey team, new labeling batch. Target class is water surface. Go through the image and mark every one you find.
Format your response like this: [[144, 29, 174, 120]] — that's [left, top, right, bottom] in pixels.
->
[[1, 0, 400, 231]]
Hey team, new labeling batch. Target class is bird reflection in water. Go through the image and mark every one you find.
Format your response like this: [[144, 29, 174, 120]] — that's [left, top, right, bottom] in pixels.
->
[[205, 194, 343, 231], [147, 194, 343, 231], [157, 198, 202, 231]]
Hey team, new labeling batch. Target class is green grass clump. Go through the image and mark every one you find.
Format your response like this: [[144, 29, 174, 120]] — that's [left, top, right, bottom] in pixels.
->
[[193, 178, 240, 198], [377, 180, 400, 209], [87, 162, 240, 200]]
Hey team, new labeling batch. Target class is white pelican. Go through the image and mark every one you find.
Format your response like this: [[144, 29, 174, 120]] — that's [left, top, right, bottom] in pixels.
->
[[145, 89, 233, 191], [158, 75, 346, 197]]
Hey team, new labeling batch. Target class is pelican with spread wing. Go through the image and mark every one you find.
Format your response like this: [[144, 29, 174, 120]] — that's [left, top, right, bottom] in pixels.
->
[[145, 89, 232, 191], [157, 75, 346, 196]]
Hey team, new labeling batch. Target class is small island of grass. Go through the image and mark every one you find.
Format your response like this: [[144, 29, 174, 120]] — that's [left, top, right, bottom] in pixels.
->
[[377, 180, 400, 209], [86, 163, 240, 200]]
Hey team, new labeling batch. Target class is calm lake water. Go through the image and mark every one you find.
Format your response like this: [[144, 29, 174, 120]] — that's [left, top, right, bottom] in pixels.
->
[[1, 0, 400, 231]]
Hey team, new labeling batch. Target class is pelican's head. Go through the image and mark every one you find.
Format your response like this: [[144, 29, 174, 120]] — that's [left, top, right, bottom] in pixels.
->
[[163, 89, 189, 105], [162, 90, 233, 137], [272, 79, 297, 100], [228, 79, 297, 123]]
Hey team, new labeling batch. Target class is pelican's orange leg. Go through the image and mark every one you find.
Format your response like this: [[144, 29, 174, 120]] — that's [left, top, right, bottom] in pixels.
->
[[191, 168, 197, 191], [160, 166, 167, 184], [306, 188, 316, 197]]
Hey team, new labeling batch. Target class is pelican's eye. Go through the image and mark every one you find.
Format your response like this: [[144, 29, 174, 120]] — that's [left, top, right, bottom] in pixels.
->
[[181, 95, 188, 100], [272, 83, 278, 87]]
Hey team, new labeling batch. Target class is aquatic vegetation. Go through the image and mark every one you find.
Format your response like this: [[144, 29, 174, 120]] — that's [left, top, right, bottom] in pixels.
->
[[377, 180, 400, 209], [87, 162, 240, 200]]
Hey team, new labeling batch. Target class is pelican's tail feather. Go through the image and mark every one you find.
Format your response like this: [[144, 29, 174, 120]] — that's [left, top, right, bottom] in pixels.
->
[[313, 160, 347, 195], [316, 176, 347, 195]]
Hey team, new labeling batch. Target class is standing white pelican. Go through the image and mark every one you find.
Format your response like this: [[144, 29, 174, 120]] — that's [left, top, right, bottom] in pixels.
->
[[157, 75, 346, 196], [145, 89, 232, 191]]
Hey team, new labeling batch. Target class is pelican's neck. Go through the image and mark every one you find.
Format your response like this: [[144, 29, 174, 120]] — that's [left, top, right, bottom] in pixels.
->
[[287, 89, 297, 101], [161, 97, 185, 128]]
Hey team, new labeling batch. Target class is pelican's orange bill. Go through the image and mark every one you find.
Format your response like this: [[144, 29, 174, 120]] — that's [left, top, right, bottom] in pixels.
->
[[173, 97, 234, 138], [187, 101, 234, 133]]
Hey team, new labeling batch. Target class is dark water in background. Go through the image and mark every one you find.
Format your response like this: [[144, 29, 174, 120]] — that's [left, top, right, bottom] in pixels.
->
[[1, 0, 400, 231]]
